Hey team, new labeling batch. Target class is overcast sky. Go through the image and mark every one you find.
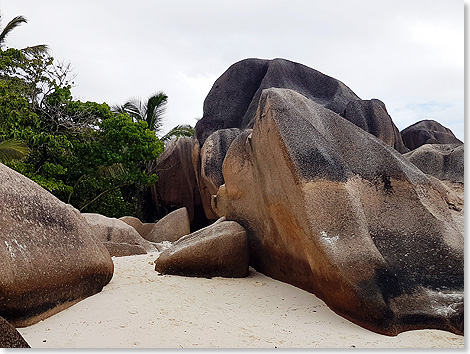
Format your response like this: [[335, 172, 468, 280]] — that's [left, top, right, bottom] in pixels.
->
[[1, 0, 464, 140]]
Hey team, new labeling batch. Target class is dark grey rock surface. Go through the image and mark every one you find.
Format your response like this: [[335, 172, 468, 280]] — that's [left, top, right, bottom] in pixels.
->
[[342, 99, 409, 153], [195, 58, 360, 145], [0, 316, 30, 348], [401, 119, 462, 151]]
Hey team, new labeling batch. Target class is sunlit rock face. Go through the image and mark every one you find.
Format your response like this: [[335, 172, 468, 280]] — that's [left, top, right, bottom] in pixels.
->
[[0, 164, 114, 327], [401, 119, 463, 151], [214, 88, 463, 336]]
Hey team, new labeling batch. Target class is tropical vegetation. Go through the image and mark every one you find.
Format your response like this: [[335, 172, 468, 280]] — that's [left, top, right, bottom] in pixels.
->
[[0, 10, 179, 220], [111, 93, 195, 142]]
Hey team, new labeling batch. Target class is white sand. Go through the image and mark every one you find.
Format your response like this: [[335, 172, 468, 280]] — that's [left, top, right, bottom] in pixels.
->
[[17, 253, 464, 349]]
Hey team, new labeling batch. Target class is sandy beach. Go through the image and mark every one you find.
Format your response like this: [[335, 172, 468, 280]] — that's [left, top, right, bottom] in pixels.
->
[[16, 253, 463, 349]]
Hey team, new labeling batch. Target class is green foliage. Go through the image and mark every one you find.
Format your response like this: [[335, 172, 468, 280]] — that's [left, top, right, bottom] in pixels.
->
[[111, 92, 168, 134], [0, 12, 49, 54], [0, 45, 164, 218], [161, 124, 195, 142]]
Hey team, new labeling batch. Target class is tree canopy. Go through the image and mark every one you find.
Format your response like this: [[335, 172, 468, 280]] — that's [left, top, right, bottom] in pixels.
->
[[0, 46, 164, 218]]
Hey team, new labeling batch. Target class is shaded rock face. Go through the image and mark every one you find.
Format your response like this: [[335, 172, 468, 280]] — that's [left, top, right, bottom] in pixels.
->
[[405, 144, 464, 183], [195, 58, 360, 145], [401, 120, 463, 151], [0, 164, 114, 327], [154, 137, 209, 230], [83, 213, 155, 255], [213, 88, 464, 336], [119, 216, 155, 239], [0, 316, 30, 348], [198, 128, 248, 219], [154, 218, 249, 278], [341, 99, 408, 153], [145, 207, 190, 243]]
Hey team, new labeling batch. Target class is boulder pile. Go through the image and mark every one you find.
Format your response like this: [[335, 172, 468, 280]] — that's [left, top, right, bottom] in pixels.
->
[[83, 213, 156, 257], [153, 58, 463, 337], [195, 58, 407, 153]]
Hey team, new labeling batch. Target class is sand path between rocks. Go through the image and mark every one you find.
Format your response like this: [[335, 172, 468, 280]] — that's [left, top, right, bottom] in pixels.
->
[[17, 253, 464, 348]]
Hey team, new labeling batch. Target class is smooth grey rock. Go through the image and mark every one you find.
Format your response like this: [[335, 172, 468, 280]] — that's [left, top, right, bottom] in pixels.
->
[[119, 216, 155, 239], [145, 207, 190, 243], [198, 128, 247, 219], [153, 137, 206, 227], [103, 242, 147, 257], [83, 213, 155, 253], [155, 217, 249, 278], [405, 143, 464, 183]]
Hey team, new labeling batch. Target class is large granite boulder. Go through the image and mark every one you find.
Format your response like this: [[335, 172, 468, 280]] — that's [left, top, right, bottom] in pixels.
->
[[0, 316, 30, 348], [153, 137, 208, 229], [154, 217, 249, 278], [119, 216, 155, 239], [195, 58, 360, 145], [213, 88, 464, 336], [145, 207, 190, 243], [341, 99, 408, 153], [0, 164, 114, 327], [401, 120, 463, 151], [198, 128, 247, 219], [404, 144, 464, 183], [83, 213, 156, 256]]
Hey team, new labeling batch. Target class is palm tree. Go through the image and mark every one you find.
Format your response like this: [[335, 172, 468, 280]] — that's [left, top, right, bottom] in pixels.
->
[[111, 92, 168, 134], [112, 93, 196, 143], [0, 139, 29, 163], [160, 124, 194, 142], [0, 12, 49, 54]]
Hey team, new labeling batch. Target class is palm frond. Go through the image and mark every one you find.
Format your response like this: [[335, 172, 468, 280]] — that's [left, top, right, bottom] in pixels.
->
[[110, 104, 128, 115], [160, 124, 194, 142], [124, 99, 143, 121], [0, 15, 27, 46], [21, 44, 50, 56], [111, 100, 142, 122], [96, 163, 127, 179], [146, 92, 167, 133], [0, 139, 30, 162]]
